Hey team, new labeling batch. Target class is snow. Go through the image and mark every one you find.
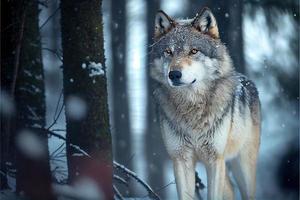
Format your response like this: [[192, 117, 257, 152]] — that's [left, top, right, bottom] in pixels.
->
[[65, 95, 87, 120], [82, 61, 105, 77], [69, 144, 91, 157], [15, 130, 47, 159]]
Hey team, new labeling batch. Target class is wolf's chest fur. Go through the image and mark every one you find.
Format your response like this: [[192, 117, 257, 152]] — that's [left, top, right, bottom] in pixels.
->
[[153, 77, 237, 161]]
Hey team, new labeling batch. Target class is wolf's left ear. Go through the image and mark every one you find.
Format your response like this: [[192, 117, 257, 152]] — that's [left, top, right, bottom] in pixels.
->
[[154, 10, 175, 39], [192, 8, 219, 39]]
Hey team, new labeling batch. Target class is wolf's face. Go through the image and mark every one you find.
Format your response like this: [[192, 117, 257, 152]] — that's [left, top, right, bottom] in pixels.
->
[[151, 8, 233, 90]]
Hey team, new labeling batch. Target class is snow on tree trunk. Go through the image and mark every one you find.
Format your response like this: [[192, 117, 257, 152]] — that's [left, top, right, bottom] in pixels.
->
[[60, 0, 113, 199]]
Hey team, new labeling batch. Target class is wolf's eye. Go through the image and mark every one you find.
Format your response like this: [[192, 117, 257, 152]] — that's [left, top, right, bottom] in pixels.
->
[[190, 48, 199, 55], [164, 49, 172, 56]]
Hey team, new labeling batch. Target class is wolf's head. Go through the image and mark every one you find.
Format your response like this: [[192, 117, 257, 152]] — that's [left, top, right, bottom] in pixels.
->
[[151, 8, 233, 90]]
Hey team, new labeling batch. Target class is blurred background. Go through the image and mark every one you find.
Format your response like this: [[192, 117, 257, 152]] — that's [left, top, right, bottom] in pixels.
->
[[1, 0, 299, 199]]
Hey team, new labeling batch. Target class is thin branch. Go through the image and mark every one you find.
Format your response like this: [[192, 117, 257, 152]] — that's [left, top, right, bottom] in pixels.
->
[[42, 47, 63, 62], [113, 185, 124, 200], [39, 6, 60, 30], [47, 129, 66, 141], [152, 180, 175, 194], [113, 175, 128, 186], [113, 161, 161, 200], [50, 129, 66, 132], [47, 129, 161, 199], [50, 142, 65, 158], [47, 101, 64, 130]]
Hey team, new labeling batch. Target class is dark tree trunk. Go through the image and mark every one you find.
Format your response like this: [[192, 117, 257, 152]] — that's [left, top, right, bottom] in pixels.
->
[[60, 0, 113, 199], [0, 0, 20, 189], [145, 0, 168, 198], [14, 1, 54, 199], [208, 0, 245, 73], [1, 2, 54, 198], [110, 0, 131, 169]]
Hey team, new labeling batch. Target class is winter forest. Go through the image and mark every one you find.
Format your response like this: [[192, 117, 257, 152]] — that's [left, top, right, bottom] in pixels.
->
[[0, 0, 299, 199]]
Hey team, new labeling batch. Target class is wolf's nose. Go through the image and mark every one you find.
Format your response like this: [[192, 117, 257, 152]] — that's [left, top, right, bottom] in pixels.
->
[[169, 70, 182, 81]]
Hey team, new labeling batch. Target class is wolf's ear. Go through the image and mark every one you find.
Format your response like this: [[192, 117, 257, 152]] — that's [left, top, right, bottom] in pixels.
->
[[192, 8, 219, 39], [154, 10, 175, 39]]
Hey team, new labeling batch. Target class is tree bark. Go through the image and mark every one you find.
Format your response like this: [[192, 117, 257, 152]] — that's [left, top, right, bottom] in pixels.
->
[[0, 0, 20, 189], [14, 0, 54, 199], [60, 0, 113, 199], [1, 2, 54, 198]]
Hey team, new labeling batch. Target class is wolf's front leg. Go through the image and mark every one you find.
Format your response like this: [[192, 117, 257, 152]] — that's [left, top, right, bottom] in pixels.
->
[[206, 157, 226, 200], [173, 157, 196, 200]]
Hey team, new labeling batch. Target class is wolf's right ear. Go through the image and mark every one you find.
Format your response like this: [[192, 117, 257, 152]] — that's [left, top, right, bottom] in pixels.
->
[[192, 8, 219, 39], [154, 10, 175, 39]]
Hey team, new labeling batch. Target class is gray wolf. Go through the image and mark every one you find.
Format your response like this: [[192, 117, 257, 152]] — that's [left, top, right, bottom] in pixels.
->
[[150, 7, 261, 200]]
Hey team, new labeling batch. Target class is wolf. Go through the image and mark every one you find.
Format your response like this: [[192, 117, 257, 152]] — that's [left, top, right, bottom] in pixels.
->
[[150, 7, 261, 200]]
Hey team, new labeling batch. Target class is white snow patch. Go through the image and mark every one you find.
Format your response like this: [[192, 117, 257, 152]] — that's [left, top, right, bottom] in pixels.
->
[[82, 61, 105, 77]]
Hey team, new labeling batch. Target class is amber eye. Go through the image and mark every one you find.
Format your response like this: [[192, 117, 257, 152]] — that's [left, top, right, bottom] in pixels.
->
[[164, 48, 172, 56], [190, 48, 199, 55]]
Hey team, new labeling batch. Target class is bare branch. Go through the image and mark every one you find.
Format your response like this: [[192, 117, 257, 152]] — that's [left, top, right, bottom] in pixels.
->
[[42, 47, 63, 62], [113, 175, 128, 186], [47, 129, 161, 199], [113, 185, 124, 200], [39, 6, 60, 30], [113, 162, 161, 200], [47, 90, 64, 130]]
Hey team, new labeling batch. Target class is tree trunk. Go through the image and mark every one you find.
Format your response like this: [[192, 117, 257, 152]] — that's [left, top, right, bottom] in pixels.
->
[[1, 2, 54, 198], [60, 0, 113, 199], [14, 0, 54, 199], [145, 0, 168, 198], [110, 0, 131, 169], [208, 0, 245, 73], [0, 0, 19, 189]]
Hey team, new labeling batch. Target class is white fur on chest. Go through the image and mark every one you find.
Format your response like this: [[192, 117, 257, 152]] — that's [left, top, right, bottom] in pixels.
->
[[160, 112, 232, 162]]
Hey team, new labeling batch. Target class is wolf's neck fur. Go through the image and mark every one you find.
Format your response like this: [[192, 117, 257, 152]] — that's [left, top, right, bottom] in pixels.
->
[[155, 71, 236, 138]]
